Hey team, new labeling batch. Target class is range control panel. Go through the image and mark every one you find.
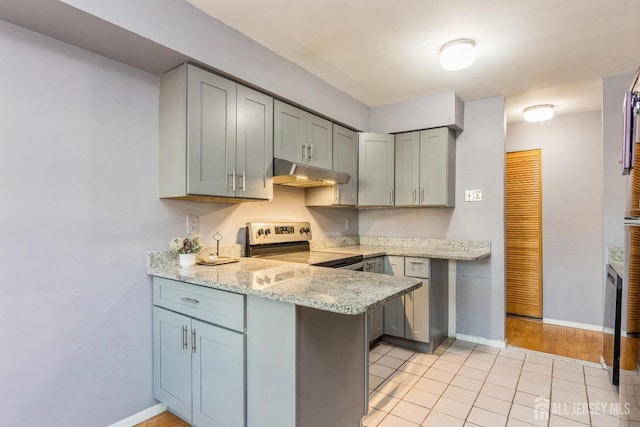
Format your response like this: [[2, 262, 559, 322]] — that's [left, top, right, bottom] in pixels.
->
[[246, 221, 312, 245]]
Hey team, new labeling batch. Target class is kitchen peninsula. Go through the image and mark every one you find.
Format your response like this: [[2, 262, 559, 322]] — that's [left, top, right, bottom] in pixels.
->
[[147, 253, 421, 427]]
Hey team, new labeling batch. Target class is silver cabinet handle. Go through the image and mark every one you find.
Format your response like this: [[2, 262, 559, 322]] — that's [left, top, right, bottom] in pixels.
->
[[335, 186, 340, 203], [413, 189, 417, 204], [230, 169, 236, 191], [409, 260, 424, 264], [309, 143, 313, 160], [242, 170, 246, 192], [390, 189, 394, 205], [302, 144, 307, 161], [421, 189, 425, 203], [180, 297, 199, 304], [182, 325, 188, 350], [191, 329, 197, 353]]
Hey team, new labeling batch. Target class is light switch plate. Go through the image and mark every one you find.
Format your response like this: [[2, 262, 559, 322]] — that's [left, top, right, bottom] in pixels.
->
[[473, 189, 483, 202]]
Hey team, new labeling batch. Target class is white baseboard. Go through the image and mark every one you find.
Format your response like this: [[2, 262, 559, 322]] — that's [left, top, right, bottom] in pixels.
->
[[542, 317, 602, 332], [455, 333, 507, 349], [108, 403, 167, 427]]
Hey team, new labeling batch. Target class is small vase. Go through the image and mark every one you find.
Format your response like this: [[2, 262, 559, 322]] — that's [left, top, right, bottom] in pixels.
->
[[179, 253, 196, 268]]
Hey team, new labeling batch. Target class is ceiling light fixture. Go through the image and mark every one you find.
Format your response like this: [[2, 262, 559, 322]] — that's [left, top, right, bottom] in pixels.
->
[[440, 39, 475, 71], [523, 104, 555, 122]]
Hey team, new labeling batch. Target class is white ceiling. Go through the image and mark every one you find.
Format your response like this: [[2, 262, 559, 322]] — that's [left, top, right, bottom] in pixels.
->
[[186, 0, 640, 123]]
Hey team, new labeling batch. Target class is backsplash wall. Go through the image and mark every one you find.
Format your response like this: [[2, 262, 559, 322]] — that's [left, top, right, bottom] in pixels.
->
[[167, 185, 359, 251]]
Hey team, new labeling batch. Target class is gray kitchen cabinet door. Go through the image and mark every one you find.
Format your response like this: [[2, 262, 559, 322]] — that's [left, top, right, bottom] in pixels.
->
[[332, 124, 358, 205], [153, 307, 192, 423], [306, 114, 333, 169], [419, 127, 456, 207], [404, 280, 430, 343], [274, 100, 305, 163], [187, 65, 237, 196], [394, 131, 420, 206], [192, 319, 246, 427], [365, 257, 385, 342], [358, 133, 395, 206], [237, 85, 274, 200], [383, 256, 406, 337]]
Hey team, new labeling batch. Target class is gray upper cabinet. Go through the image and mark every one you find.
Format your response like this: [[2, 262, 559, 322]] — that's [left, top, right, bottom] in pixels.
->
[[237, 85, 274, 200], [274, 100, 332, 169], [159, 63, 273, 201], [305, 124, 357, 206], [394, 131, 420, 206], [357, 132, 395, 206], [419, 127, 456, 207], [395, 127, 455, 207]]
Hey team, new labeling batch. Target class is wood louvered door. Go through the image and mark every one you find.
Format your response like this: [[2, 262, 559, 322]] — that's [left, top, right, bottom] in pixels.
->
[[506, 149, 542, 318]]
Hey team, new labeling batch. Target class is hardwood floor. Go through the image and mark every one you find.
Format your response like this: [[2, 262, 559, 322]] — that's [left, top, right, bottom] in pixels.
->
[[506, 314, 639, 370], [135, 411, 190, 427], [506, 315, 603, 363]]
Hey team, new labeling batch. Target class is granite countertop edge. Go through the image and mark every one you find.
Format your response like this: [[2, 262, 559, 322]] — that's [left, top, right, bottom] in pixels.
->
[[314, 244, 491, 261], [147, 257, 421, 315]]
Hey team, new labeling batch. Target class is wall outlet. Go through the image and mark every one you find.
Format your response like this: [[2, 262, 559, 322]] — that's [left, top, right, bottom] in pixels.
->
[[465, 190, 474, 202], [473, 189, 483, 202], [186, 215, 199, 235]]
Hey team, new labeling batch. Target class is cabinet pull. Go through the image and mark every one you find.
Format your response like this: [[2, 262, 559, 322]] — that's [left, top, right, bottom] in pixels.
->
[[308, 144, 313, 160], [230, 169, 236, 191], [335, 186, 340, 202], [182, 325, 188, 350], [191, 329, 197, 353], [413, 189, 417, 204], [409, 260, 424, 265], [302, 144, 307, 161], [241, 170, 246, 192], [421, 189, 425, 203], [390, 189, 394, 204], [180, 297, 200, 304]]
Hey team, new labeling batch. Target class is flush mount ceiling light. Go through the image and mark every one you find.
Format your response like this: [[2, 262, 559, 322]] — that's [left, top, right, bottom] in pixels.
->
[[440, 39, 475, 71], [523, 104, 555, 122]]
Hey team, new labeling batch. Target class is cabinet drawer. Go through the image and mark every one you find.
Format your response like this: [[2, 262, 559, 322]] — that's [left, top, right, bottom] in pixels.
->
[[404, 257, 430, 278], [153, 277, 245, 332]]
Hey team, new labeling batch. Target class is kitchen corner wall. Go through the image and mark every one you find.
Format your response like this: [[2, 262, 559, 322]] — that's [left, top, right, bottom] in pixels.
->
[[603, 72, 634, 250], [507, 112, 604, 327], [361, 96, 507, 343], [0, 18, 358, 427]]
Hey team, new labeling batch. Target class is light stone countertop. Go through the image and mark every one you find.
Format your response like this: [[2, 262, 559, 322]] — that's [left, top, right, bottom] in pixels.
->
[[147, 253, 421, 315], [313, 244, 490, 261]]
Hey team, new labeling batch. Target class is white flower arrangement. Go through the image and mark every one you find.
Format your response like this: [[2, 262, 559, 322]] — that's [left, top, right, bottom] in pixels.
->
[[169, 235, 203, 254]]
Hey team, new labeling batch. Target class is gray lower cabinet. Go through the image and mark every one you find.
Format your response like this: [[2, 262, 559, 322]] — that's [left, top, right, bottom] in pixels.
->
[[152, 278, 246, 427], [274, 100, 332, 170], [382, 256, 449, 353], [394, 127, 456, 207], [365, 257, 385, 343], [159, 63, 273, 201], [358, 133, 395, 206], [305, 124, 358, 206]]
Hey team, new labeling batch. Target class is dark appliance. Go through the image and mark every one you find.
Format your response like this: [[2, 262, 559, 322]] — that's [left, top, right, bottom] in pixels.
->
[[603, 264, 623, 386]]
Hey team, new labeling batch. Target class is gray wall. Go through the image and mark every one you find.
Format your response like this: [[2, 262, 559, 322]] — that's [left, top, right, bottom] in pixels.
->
[[59, 0, 371, 131], [603, 73, 634, 251], [360, 96, 506, 342], [0, 20, 356, 427], [507, 112, 603, 327]]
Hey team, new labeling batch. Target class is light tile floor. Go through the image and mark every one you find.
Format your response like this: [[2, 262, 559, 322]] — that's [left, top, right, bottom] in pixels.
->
[[364, 339, 640, 427]]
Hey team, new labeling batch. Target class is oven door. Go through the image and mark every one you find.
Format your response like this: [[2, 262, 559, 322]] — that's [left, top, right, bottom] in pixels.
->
[[336, 260, 364, 271]]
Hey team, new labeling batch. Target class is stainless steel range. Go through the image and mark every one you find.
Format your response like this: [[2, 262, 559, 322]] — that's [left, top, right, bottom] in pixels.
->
[[246, 221, 363, 269]]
